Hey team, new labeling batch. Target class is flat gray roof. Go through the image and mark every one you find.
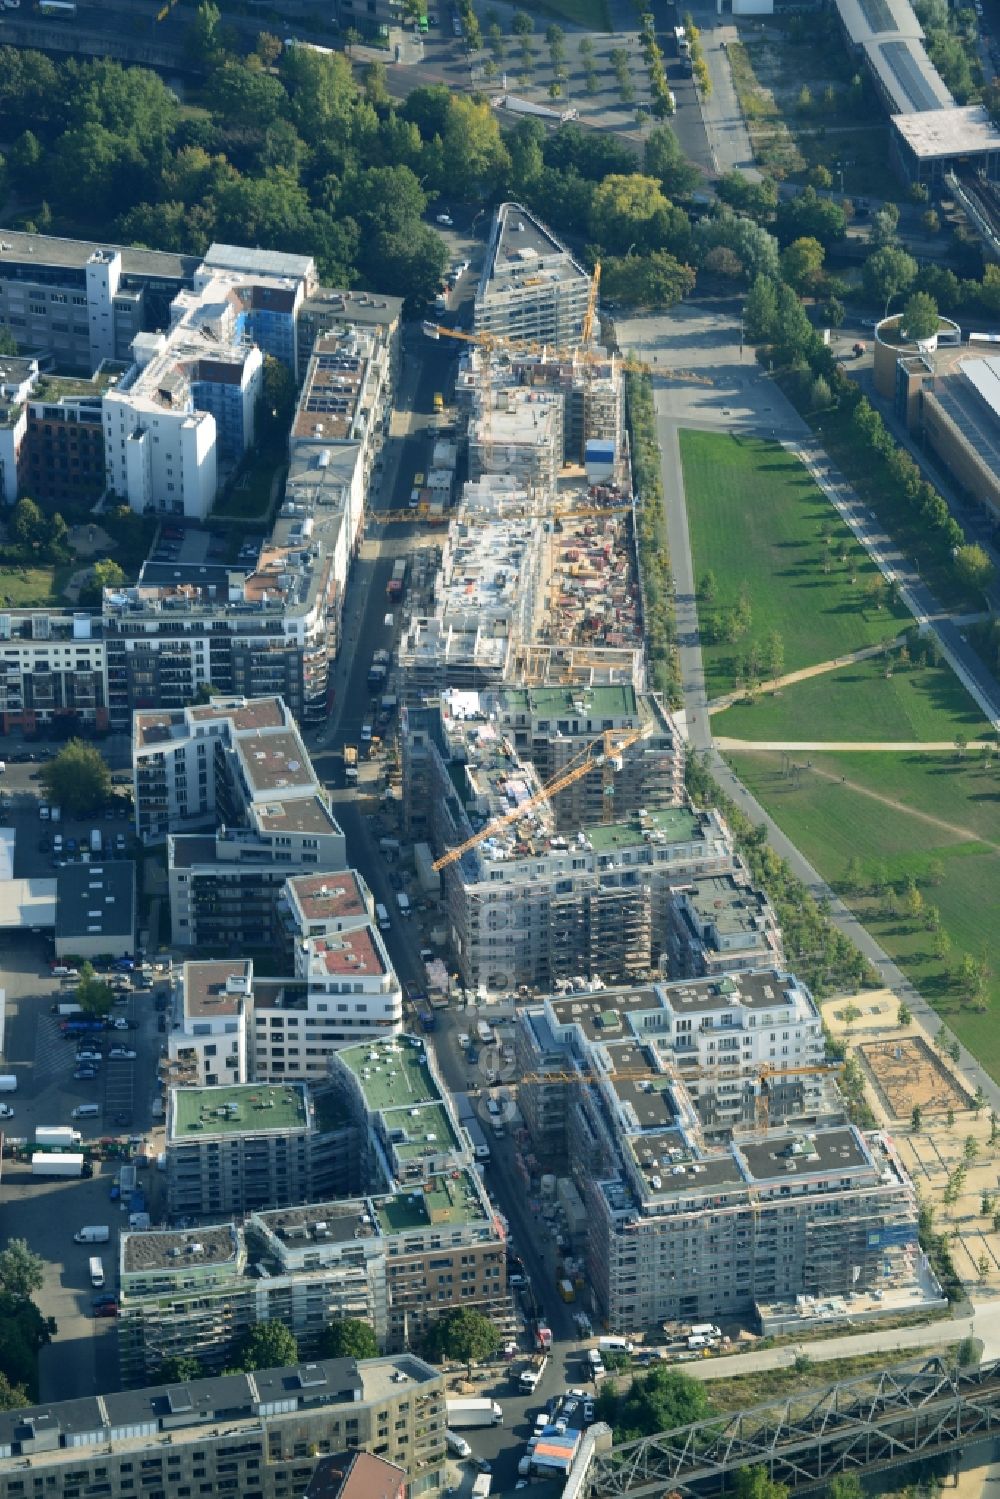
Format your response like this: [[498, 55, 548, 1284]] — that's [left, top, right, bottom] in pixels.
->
[[203, 242, 315, 281], [55, 861, 135, 941], [0, 228, 196, 282], [892, 102, 1000, 158], [741, 1126, 869, 1182]]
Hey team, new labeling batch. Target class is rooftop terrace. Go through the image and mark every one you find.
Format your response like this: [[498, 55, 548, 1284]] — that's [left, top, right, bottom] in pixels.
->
[[170, 1082, 308, 1140], [337, 1036, 439, 1113], [376, 1170, 487, 1233]]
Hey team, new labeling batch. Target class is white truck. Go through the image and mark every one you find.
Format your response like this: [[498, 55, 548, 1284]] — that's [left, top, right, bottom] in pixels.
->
[[519, 1353, 548, 1392], [74, 1225, 110, 1244], [0, 1076, 17, 1093], [446, 1399, 503, 1429], [471, 1475, 492, 1499], [32, 1152, 84, 1178], [36, 1126, 82, 1149]]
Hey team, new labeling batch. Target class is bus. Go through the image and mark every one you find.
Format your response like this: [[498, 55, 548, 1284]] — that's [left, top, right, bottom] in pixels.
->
[[39, 1, 78, 15]]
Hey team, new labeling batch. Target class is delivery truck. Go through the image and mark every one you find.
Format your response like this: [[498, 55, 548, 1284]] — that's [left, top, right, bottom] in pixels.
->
[[0, 1075, 17, 1092], [519, 1353, 548, 1392], [32, 1152, 84, 1178], [74, 1225, 110, 1244], [36, 1127, 82, 1149], [89, 1256, 105, 1288], [446, 1400, 504, 1429], [343, 746, 359, 783], [386, 558, 407, 600]]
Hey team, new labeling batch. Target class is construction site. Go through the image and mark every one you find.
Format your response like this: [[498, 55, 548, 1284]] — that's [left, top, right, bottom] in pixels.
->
[[823, 995, 1000, 1289]]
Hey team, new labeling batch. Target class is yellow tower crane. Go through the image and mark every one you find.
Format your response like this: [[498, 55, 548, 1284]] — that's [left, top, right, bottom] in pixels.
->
[[431, 722, 652, 872]]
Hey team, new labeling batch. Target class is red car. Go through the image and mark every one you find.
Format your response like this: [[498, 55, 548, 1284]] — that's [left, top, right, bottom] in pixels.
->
[[92, 1299, 119, 1318]]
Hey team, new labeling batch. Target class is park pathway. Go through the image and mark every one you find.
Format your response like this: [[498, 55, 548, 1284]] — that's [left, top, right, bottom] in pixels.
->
[[707, 637, 908, 714], [715, 751, 1000, 852], [715, 738, 994, 752]]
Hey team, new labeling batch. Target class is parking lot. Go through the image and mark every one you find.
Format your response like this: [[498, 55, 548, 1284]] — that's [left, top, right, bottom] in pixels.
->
[[0, 752, 167, 1402]]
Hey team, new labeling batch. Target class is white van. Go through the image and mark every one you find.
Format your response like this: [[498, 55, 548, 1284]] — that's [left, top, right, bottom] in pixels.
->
[[89, 1256, 105, 1288], [74, 1225, 110, 1244], [71, 1103, 100, 1119], [375, 902, 391, 931], [445, 1431, 471, 1459], [598, 1336, 634, 1354]]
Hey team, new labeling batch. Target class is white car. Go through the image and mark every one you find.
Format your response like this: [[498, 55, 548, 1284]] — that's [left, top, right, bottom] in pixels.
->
[[436, 213, 453, 226], [109, 1047, 136, 1060], [0, 1104, 14, 1119]]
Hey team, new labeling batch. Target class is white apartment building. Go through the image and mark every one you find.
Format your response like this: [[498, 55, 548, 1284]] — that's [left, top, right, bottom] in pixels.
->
[[253, 920, 403, 1079], [103, 280, 263, 520], [166, 958, 252, 1086], [133, 694, 325, 843], [475, 202, 591, 346], [0, 609, 106, 733]]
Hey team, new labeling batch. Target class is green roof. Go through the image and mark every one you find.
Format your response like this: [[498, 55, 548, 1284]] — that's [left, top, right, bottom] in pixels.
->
[[383, 1100, 460, 1160], [32, 365, 128, 402], [337, 1037, 439, 1114], [586, 806, 702, 853], [376, 1169, 488, 1234], [171, 1082, 308, 1139], [500, 684, 638, 718]]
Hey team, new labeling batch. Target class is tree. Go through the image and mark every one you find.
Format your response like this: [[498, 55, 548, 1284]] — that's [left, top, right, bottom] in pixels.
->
[[716, 171, 778, 221], [775, 186, 846, 248], [979, 1252, 991, 1282], [157, 1354, 204, 1382], [734, 1469, 789, 1499], [78, 559, 125, 608], [911, 1103, 923, 1132], [862, 246, 918, 314], [511, 9, 533, 34], [955, 543, 995, 597], [255, 355, 296, 449], [231, 1320, 299, 1371], [965, 1134, 979, 1162], [76, 962, 113, 1018], [828, 1478, 863, 1499], [317, 1318, 378, 1361], [744, 275, 779, 342], [186, 0, 222, 63], [643, 125, 701, 200], [596, 1365, 711, 1441], [10, 496, 46, 549], [781, 236, 825, 293], [0, 1241, 44, 1301], [601, 250, 695, 310], [870, 202, 900, 248], [957, 1334, 982, 1367], [764, 630, 785, 680], [40, 740, 112, 818], [699, 570, 717, 603], [0, 1371, 31, 1411], [810, 375, 832, 411], [898, 1001, 912, 1027], [901, 291, 939, 342], [424, 1307, 500, 1372]]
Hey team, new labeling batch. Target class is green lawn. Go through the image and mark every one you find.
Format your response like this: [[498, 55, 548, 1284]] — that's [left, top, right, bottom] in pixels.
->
[[713, 655, 991, 743], [681, 430, 910, 698], [728, 748, 1000, 1078], [811, 406, 975, 613], [0, 564, 72, 607]]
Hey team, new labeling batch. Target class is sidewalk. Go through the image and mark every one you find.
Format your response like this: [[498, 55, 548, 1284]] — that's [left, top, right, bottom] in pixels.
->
[[685, 1312, 972, 1382]]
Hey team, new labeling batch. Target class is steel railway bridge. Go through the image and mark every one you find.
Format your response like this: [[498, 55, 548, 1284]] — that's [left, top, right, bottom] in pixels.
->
[[587, 1356, 1000, 1498]]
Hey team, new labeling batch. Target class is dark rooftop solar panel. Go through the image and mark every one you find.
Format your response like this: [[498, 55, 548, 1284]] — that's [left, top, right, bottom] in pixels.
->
[[880, 38, 946, 111], [858, 0, 897, 32]]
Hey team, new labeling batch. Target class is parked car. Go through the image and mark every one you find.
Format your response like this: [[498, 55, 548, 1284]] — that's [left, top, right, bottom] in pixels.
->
[[73, 1068, 98, 1081], [109, 1047, 136, 1060], [92, 1299, 119, 1318], [436, 211, 454, 225], [0, 1104, 14, 1119]]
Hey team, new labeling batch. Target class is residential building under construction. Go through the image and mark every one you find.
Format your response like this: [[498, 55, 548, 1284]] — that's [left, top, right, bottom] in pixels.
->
[[511, 979, 921, 1333]]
